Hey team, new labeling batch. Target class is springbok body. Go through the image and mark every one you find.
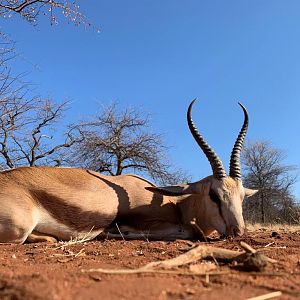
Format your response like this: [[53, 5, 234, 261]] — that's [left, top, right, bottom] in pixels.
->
[[0, 167, 192, 243], [0, 100, 257, 243]]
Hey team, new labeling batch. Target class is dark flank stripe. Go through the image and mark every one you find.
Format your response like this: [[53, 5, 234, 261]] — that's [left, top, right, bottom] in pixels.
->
[[30, 189, 113, 231]]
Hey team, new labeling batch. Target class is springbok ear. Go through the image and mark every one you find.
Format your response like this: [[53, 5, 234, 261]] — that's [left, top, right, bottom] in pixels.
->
[[244, 188, 258, 198], [145, 184, 197, 196]]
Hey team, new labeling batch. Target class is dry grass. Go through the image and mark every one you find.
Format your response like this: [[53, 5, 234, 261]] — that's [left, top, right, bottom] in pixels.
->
[[246, 223, 300, 233], [54, 236, 90, 250], [53, 227, 95, 250]]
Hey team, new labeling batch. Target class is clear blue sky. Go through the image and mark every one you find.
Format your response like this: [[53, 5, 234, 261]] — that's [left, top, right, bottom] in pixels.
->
[[1, 1, 300, 199]]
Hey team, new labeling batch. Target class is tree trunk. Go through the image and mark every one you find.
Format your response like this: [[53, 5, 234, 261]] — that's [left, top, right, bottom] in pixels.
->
[[116, 158, 123, 176], [261, 193, 265, 223]]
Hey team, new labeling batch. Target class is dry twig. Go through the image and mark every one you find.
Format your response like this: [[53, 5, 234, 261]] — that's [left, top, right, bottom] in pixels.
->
[[245, 291, 282, 300], [190, 218, 208, 242], [115, 223, 125, 241], [82, 242, 275, 275]]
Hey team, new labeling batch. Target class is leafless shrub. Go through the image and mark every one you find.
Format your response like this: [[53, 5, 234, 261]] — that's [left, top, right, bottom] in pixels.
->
[[242, 140, 299, 224], [68, 102, 190, 185], [0, 95, 81, 169]]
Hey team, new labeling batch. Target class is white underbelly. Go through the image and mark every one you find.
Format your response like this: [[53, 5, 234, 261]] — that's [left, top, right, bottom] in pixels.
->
[[33, 208, 103, 241]]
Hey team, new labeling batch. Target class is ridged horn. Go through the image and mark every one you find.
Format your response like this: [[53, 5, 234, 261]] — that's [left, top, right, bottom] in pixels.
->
[[229, 102, 249, 179], [187, 99, 226, 180]]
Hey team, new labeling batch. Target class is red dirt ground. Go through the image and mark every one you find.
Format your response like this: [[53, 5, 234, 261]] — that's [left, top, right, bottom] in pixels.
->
[[0, 227, 299, 300]]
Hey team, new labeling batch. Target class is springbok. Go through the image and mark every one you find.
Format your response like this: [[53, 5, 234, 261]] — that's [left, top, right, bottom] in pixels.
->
[[0, 100, 257, 244]]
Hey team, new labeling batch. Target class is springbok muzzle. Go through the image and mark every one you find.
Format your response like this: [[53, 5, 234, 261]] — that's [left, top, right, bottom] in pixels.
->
[[228, 225, 245, 237]]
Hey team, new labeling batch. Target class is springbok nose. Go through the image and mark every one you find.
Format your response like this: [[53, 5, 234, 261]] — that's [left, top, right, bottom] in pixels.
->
[[229, 225, 244, 237]]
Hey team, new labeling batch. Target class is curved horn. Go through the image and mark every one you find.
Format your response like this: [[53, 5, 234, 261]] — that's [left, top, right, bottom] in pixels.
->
[[187, 99, 226, 180], [229, 102, 249, 179]]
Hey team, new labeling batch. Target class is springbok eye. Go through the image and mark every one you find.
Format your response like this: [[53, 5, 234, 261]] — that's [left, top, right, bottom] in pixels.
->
[[209, 189, 221, 206]]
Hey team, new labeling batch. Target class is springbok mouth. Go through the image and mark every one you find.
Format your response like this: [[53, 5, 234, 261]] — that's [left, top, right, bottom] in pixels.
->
[[219, 234, 227, 240], [219, 230, 244, 239], [219, 233, 245, 240]]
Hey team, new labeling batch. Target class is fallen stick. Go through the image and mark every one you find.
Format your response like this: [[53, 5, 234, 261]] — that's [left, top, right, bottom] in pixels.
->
[[245, 291, 282, 300], [82, 242, 275, 274], [83, 268, 229, 276]]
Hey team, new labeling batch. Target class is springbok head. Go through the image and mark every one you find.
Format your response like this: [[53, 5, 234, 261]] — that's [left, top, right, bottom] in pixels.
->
[[147, 100, 258, 237]]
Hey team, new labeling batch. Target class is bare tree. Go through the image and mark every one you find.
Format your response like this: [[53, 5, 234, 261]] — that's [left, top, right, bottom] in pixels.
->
[[0, 95, 80, 169], [69, 103, 190, 185], [242, 140, 298, 224], [0, 0, 95, 28], [0, 2, 92, 168]]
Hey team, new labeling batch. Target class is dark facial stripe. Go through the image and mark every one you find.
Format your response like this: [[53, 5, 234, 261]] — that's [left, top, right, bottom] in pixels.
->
[[209, 189, 223, 218], [209, 189, 221, 205]]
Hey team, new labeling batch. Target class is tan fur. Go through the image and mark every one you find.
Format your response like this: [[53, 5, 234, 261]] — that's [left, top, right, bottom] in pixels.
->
[[0, 167, 192, 243], [223, 177, 239, 192], [0, 167, 257, 244]]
